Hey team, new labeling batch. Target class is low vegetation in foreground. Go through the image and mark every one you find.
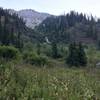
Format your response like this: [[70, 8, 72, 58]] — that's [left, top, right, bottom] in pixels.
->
[[0, 44, 100, 100], [0, 62, 100, 100]]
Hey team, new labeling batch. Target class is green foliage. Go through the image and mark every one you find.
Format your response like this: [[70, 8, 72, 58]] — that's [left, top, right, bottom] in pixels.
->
[[51, 42, 62, 59], [23, 42, 34, 52], [23, 52, 48, 66], [0, 8, 26, 47], [86, 46, 100, 67], [37, 11, 99, 44], [51, 42, 58, 58], [42, 43, 52, 57], [36, 43, 41, 55], [0, 8, 39, 48], [97, 40, 100, 50], [0, 46, 20, 60], [66, 43, 79, 66], [78, 43, 87, 66], [0, 63, 100, 99], [58, 44, 67, 57], [66, 43, 87, 67]]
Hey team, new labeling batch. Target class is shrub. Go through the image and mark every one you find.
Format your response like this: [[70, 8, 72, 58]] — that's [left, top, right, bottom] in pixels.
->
[[23, 52, 48, 66], [0, 46, 19, 60]]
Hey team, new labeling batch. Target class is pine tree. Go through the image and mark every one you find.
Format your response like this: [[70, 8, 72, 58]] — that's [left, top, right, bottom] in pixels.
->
[[0, 18, 2, 44], [66, 42, 87, 67], [66, 42, 79, 66], [10, 27, 15, 45], [37, 43, 41, 55], [97, 40, 100, 50], [15, 32, 23, 50], [2, 20, 9, 45], [78, 42, 87, 66], [51, 42, 59, 59]]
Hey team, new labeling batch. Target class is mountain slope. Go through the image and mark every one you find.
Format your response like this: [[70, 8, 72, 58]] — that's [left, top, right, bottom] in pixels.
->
[[8, 9, 51, 29], [0, 8, 42, 48], [36, 11, 100, 44], [0, 8, 26, 47]]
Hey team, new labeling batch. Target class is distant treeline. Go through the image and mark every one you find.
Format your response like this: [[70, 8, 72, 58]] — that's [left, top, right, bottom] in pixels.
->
[[36, 11, 100, 44]]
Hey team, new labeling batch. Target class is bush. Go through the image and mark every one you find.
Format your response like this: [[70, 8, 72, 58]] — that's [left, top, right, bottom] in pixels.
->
[[23, 52, 48, 66], [0, 46, 19, 60]]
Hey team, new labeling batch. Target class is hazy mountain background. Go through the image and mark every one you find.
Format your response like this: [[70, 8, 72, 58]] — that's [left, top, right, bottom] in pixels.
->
[[8, 9, 51, 29]]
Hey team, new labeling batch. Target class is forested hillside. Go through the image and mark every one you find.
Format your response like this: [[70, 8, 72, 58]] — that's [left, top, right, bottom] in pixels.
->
[[0, 8, 41, 48], [1, 8, 100, 46], [37, 11, 100, 44]]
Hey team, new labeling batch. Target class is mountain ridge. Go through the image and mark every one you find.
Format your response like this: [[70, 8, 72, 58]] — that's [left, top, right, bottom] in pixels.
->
[[8, 9, 51, 29]]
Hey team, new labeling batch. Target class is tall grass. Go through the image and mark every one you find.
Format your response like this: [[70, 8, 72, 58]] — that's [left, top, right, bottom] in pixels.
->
[[0, 63, 100, 100]]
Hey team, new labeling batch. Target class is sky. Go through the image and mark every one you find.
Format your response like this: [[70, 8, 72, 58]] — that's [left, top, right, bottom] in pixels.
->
[[0, 0, 100, 17]]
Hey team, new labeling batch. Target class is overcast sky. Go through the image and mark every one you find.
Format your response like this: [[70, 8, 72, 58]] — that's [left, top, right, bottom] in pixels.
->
[[0, 0, 100, 17]]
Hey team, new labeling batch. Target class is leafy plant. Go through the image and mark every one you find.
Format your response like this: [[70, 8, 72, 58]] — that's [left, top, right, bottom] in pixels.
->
[[23, 52, 48, 66], [0, 46, 20, 61]]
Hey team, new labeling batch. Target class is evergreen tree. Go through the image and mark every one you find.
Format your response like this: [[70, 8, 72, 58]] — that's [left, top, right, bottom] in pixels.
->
[[10, 27, 15, 45], [37, 43, 41, 55], [16, 32, 21, 48], [0, 18, 2, 44], [2, 19, 9, 45], [0, 8, 31, 48], [66, 42, 87, 67], [66, 43, 79, 66], [51, 42, 59, 59], [37, 11, 99, 44], [78, 42, 87, 66], [97, 40, 100, 50]]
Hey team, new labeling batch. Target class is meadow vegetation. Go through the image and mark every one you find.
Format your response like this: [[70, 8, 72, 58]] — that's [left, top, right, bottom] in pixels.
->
[[0, 44, 100, 100]]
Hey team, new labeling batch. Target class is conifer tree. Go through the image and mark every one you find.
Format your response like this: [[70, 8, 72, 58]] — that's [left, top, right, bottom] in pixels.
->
[[97, 40, 100, 50], [78, 42, 87, 66], [0, 19, 2, 43], [66, 42, 79, 66], [66, 42, 87, 67], [37, 42, 41, 55], [51, 42, 59, 59]]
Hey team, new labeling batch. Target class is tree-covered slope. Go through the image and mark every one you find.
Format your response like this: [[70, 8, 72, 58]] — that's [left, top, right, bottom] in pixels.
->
[[0, 8, 42, 48], [37, 11, 100, 44]]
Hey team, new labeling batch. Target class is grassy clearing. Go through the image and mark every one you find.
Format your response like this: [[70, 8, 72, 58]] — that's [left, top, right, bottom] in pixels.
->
[[0, 63, 100, 100]]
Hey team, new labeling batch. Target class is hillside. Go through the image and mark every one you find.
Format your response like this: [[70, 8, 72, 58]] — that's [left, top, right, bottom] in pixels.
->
[[1, 8, 100, 46], [8, 9, 51, 29], [37, 11, 100, 44], [7, 9, 100, 45], [0, 8, 41, 48]]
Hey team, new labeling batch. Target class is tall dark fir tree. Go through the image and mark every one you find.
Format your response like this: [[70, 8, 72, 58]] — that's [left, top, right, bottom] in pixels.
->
[[66, 42, 87, 67], [78, 42, 87, 66], [51, 42, 59, 59], [66, 42, 79, 66]]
